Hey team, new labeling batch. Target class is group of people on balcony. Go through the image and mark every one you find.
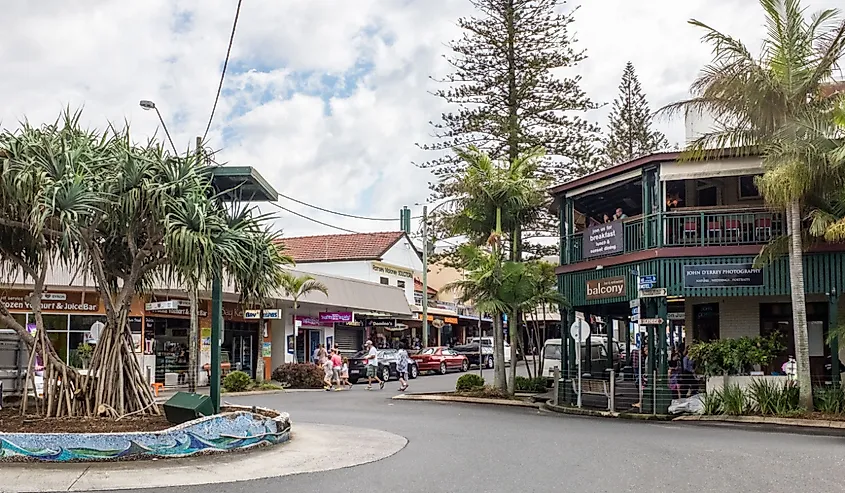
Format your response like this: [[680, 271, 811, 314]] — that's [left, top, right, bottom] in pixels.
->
[[590, 207, 628, 226]]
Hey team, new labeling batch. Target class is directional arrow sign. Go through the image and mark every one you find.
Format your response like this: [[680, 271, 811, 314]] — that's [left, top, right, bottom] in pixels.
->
[[639, 287, 667, 298], [640, 275, 657, 283], [638, 318, 664, 325]]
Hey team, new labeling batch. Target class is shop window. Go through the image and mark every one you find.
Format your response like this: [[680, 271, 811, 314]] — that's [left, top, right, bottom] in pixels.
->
[[693, 303, 720, 342], [380, 277, 389, 285], [397, 280, 406, 289], [0, 313, 26, 333], [738, 175, 762, 199]]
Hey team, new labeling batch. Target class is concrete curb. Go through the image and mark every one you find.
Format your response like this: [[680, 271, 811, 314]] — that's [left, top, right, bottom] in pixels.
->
[[392, 393, 540, 408], [541, 403, 672, 421], [673, 414, 845, 429], [0, 423, 408, 492]]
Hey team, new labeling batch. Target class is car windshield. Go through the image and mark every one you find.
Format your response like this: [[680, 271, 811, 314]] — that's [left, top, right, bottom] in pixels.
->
[[352, 350, 368, 358], [470, 338, 492, 347], [544, 344, 561, 360], [420, 348, 438, 355]]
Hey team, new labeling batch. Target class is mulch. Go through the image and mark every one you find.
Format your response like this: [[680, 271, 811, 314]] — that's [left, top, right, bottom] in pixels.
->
[[0, 406, 173, 434]]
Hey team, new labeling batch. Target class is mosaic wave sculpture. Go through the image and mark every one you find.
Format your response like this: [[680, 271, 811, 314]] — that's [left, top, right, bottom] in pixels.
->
[[0, 406, 291, 462]]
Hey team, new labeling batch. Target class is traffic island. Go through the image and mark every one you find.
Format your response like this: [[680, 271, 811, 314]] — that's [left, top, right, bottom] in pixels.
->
[[0, 404, 290, 462], [393, 392, 540, 408]]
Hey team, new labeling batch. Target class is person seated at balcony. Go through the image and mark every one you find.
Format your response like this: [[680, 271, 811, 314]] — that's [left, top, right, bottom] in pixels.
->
[[613, 208, 628, 221], [603, 214, 611, 224]]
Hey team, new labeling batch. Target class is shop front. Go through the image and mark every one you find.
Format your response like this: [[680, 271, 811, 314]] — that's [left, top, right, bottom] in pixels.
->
[[144, 299, 207, 386], [294, 314, 332, 363], [222, 302, 260, 378]]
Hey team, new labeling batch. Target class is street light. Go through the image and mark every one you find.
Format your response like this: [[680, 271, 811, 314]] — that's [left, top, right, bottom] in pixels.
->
[[139, 99, 179, 155]]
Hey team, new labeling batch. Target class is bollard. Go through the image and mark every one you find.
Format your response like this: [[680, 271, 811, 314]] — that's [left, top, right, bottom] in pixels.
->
[[552, 366, 560, 406], [146, 365, 152, 385], [609, 370, 615, 412]]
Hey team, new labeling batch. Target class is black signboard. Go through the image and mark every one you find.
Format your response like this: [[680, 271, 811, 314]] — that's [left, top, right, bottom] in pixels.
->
[[683, 263, 763, 288], [584, 221, 624, 259]]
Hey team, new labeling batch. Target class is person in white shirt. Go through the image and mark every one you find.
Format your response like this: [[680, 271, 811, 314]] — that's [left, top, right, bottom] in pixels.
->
[[365, 340, 384, 390]]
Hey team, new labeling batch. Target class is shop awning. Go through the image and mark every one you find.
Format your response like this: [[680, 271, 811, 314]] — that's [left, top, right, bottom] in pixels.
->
[[274, 269, 412, 316], [411, 306, 459, 317], [659, 157, 763, 181]]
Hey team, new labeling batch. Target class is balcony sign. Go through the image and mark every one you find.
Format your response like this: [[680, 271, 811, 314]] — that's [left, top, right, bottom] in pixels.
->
[[584, 221, 624, 259], [683, 263, 763, 288], [586, 276, 626, 300]]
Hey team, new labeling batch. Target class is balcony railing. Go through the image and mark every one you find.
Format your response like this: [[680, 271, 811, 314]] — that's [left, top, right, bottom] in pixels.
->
[[564, 208, 784, 265]]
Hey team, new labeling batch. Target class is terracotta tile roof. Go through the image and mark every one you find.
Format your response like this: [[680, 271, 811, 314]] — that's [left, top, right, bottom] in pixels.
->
[[277, 231, 407, 263], [414, 278, 438, 295]]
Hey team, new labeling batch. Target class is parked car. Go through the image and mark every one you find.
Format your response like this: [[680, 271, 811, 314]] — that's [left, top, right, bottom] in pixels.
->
[[452, 341, 492, 369], [467, 336, 512, 366], [411, 347, 469, 374], [347, 349, 419, 384]]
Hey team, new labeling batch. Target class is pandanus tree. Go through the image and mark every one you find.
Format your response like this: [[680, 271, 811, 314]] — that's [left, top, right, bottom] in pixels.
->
[[0, 111, 289, 417], [662, 0, 845, 409], [440, 145, 549, 393]]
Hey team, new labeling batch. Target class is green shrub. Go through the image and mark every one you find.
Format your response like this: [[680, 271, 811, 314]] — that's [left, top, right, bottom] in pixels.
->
[[253, 382, 284, 391], [514, 376, 547, 393], [702, 390, 723, 415], [814, 385, 845, 414], [271, 363, 324, 389], [721, 384, 748, 416], [223, 371, 252, 393], [774, 381, 800, 416], [456, 373, 485, 391], [747, 379, 781, 415], [687, 332, 785, 376]]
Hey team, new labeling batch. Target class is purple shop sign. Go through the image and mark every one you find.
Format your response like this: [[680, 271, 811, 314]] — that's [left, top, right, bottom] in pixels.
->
[[319, 311, 353, 323], [294, 315, 332, 327]]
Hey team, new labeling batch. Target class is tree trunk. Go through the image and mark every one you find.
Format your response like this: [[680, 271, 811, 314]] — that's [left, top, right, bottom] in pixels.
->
[[492, 312, 507, 392], [787, 200, 813, 410], [508, 310, 518, 395], [187, 288, 199, 392], [520, 331, 532, 378]]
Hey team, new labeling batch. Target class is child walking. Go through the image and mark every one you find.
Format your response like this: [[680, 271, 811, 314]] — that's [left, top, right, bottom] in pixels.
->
[[340, 357, 351, 389]]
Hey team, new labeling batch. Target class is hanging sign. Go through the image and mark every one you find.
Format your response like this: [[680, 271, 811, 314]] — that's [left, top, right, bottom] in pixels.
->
[[262, 308, 282, 319], [244, 309, 261, 320], [584, 221, 624, 258], [145, 300, 180, 311]]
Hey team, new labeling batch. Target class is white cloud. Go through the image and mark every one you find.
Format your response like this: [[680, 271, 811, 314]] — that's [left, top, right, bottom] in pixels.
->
[[1, 0, 841, 240]]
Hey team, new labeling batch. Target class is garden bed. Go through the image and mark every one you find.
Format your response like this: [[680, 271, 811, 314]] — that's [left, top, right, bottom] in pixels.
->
[[0, 407, 172, 433]]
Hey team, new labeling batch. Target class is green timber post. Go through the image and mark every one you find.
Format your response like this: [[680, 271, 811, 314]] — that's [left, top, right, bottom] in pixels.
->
[[656, 296, 670, 413], [641, 169, 653, 249], [563, 198, 574, 265], [566, 308, 577, 404], [830, 287, 840, 387], [210, 273, 223, 413]]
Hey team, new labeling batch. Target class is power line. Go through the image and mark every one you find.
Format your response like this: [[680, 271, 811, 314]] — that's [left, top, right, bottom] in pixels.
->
[[268, 202, 359, 234], [278, 193, 422, 221], [202, 0, 244, 143]]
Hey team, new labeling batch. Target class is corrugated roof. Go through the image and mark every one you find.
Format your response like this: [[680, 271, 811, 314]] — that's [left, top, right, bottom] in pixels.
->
[[278, 231, 407, 263]]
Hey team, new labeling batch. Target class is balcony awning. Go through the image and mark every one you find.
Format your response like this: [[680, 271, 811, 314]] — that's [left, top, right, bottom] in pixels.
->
[[659, 157, 763, 181]]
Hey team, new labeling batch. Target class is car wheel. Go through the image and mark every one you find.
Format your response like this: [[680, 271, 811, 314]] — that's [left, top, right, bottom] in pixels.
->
[[349, 377, 358, 385], [440, 362, 447, 375], [409, 364, 419, 379], [381, 366, 391, 382], [486, 355, 494, 369], [461, 359, 469, 372]]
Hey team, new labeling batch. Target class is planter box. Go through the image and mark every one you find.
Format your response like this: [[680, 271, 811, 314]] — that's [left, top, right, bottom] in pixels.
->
[[705, 375, 789, 394]]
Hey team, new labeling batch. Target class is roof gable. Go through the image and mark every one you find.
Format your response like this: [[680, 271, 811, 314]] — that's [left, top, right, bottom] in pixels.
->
[[278, 231, 407, 263]]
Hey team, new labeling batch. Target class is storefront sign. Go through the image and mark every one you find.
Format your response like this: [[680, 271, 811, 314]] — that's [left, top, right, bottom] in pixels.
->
[[667, 312, 685, 321], [295, 315, 331, 327], [146, 300, 180, 311], [262, 308, 281, 319], [683, 263, 763, 288], [586, 277, 626, 300], [371, 262, 414, 279], [319, 311, 353, 323], [1, 291, 101, 313], [244, 309, 261, 320], [584, 221, 624, 259], [444, 317, 458, 324]]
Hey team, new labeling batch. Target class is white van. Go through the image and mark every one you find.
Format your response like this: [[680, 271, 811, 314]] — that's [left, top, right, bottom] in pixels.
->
[[541, 338, 616, 381]]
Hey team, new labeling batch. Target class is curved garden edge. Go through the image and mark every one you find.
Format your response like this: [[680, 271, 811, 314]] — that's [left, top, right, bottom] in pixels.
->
[[540, 403, 671, 421], [0, 404, 290, 462], [673, 414, 845, 430], [391, 392, 540, 408]]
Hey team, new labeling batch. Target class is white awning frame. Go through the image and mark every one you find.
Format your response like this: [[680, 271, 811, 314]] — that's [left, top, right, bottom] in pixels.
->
[[659, 157, 763, 182]]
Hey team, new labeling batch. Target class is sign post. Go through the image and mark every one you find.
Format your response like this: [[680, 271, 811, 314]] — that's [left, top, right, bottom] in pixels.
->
[[569, 319, 590, 408]]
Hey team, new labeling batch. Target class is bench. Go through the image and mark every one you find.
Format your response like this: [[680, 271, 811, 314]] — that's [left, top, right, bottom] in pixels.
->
[[572, 377, 611, 410]]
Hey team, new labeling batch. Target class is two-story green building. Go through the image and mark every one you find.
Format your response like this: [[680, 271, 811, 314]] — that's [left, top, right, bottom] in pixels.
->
[[551, 151, 845, 412]]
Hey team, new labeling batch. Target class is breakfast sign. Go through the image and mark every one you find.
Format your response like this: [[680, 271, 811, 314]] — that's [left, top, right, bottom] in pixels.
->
[[584, 221, 624, 259]]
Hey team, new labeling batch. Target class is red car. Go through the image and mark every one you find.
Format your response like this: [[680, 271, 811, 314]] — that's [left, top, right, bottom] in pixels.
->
[[411, 347, 469, 374]]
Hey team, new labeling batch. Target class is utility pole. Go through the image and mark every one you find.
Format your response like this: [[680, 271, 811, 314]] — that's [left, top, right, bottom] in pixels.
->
[[421, 205, 429, 347]]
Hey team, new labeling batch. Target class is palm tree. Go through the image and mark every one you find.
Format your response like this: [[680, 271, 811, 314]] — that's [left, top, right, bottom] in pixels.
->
[[441, 145, 550, 392], [279, 271, 329, 363], [662, 0, 845, 409], [524, 261, 569, 377]]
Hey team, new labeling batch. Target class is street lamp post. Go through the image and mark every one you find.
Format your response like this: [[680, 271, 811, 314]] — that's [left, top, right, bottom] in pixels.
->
[[139, 100, 179, 155]]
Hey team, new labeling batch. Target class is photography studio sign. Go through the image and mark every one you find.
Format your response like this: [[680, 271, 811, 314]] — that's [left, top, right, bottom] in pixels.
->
[[683, 264, 763, 288]]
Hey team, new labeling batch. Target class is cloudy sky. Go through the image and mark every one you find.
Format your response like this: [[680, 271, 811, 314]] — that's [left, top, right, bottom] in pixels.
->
[[1, 0, 840, 241]]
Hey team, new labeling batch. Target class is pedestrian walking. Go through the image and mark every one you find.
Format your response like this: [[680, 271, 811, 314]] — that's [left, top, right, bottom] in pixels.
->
[[364, 340, 384, 390], [330, 348, 343, 390], [396, 342, 410, 391], [340, 357, 351, 389]]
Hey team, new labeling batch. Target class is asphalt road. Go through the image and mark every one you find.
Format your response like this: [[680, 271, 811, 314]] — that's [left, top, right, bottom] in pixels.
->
[[100, 370, 845, 493]]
